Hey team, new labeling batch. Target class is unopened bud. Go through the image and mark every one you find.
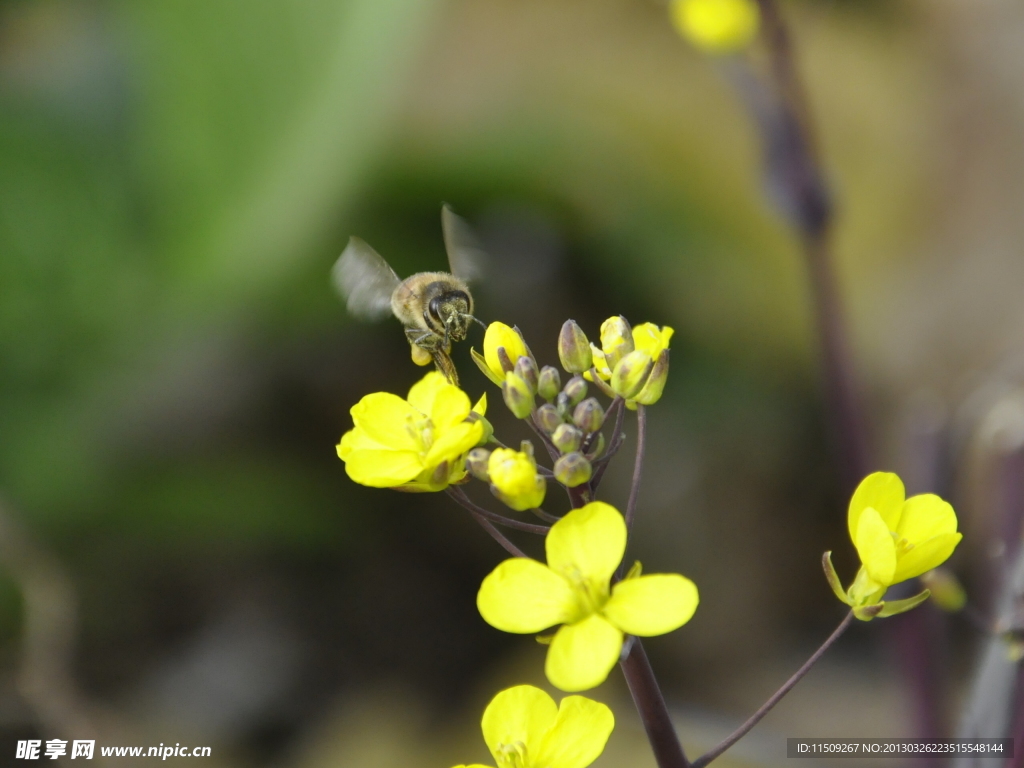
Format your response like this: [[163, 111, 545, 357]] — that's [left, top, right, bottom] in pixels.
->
[[536, 404, 563, 434], [538, 366, 561, 401], [610, 349, 653, 400], [554, 452, 593, 488], [600, 316, 634, 370], [555, 392, 571, 418], [920, 568, 967, 613], [558, 320, 593, 374], [573, 398, 605, 433], [502, 372, 536, 419], [514, 356, 540, 394], [552, 424, 583, 454], [520, 440, 536, 461], [634, 349, 669, 406], [563, 375, 588, 406], [467, 448, 491, 481]]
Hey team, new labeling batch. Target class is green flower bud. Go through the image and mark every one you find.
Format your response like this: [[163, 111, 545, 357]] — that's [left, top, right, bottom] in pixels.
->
[[488, 448, 546, 511], [502, 371, 536, 419], [563, 375, 588, 406], [633, 349, 669, 406], [553, 452, 593, 488], [520, 440, 536, 460], [573, 398, 605, 433], [467, 447, 492, 481], [551, 424, 583, 454], [610, 349, 653, 400], [558, 320, 594, 374], [514, 356, 540, 394], [537, 366, 561, 402], [599, 316, 634, 370], [536, 404, 563, 434]]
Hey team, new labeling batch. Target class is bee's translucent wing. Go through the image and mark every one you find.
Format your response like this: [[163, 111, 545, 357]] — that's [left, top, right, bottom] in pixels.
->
[[441, 204, 486, 282], [332, 237, 401, 321]]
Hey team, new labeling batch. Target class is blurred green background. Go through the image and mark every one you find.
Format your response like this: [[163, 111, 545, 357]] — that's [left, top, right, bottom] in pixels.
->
[[1, 0, 1022, 765]]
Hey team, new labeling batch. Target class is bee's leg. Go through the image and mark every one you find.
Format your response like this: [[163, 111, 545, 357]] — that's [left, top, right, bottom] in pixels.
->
[[430, 350, 460, 387]]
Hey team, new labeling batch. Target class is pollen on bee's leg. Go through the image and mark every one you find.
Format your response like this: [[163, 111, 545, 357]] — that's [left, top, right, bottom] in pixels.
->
[[410, 344, 432, 367]]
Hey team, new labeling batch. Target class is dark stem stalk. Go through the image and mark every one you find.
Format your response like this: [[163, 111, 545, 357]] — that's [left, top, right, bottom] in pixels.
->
[[591, 396, 626, 491], [446, 488, 527, 558], [625, 405, 647, 529], [620, 639, 692, 768], [447, 488, 550, 534], [692, 611, 854, 768]]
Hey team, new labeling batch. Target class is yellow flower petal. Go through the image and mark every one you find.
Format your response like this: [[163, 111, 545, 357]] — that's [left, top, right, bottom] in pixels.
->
[[546, 614, 623, 692], [631, 323, 673, 356], [472, 392, 488, 417], [546, 502, 627, 589], [351, 392, 423, 452], [534, 695, 615, 768], [848, 472, 905, 543], [431, 385, 473, 432], [481, 685, 558, 765], [343, 449, 423, 487], [894, 494, 958, 544], [451, 765, 492, 768], [604, 574, 699, 636], [892, 533, 963, 585], [424, 421, 483, 467], [336, 426, 387, 461], [483, 322, 529, 381], [478, 559, 576, 633], [670, 0, 760, 53], [407, 371, 450, 415], [854, 506, 897, 587]]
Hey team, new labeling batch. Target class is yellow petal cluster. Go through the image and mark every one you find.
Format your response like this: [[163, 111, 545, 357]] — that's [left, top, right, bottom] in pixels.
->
[[588, 319, 673, 408], [489, 448, 546, 512], [473, 322, 532, 385], [478, 503, 699, 691], [337, 371, 487, 492], [824, 472, 963, 620], [669, 0, 760, 54], [452, 685, 614, 768]]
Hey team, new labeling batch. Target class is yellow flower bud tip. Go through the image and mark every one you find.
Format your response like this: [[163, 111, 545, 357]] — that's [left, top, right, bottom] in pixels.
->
[[462, 685, 614, 768], [563, 375, 588, 406], [337, 371, 484, 492], [489, 448, 546, 511], [558, 320, 594, 374], [552, 424, 583, 454], [845, 472, 963, 606], [554, 452, 593, 488], [599, 316, 634, 370], [502, 372, 536, 419], [573, 398, 605, 434], [483, 321, 532, 382], [537, 366, 561, 402], [476, 502, 700, 691], [670, 0, 760, 54]]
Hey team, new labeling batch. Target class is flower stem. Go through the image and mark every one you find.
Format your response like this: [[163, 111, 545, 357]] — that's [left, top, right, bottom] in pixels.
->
[[447, 487, 550, 535], [591, 396, 625, 491], [446, 488, 527, 558], [625, 405, 647, 530], [620, 639, 692, 768], [691, 611, 854, 768]]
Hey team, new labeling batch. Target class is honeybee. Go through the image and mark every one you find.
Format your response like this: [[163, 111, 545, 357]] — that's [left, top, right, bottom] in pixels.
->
[[333, 205, 486, 386]]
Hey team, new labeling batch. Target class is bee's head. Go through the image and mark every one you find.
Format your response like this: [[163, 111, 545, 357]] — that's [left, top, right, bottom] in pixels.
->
[[428, 290, 473, 342]]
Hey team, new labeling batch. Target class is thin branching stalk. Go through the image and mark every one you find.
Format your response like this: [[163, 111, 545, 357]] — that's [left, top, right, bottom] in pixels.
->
[[625, 405, 647, 530], [447, 487, 550, 535], [446, 488, 528, 558], [691, 611, 855, 768], [591, 396, 626, 490]]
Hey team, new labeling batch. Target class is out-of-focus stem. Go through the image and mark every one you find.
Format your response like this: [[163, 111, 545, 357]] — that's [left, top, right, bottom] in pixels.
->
[[620, 639, 692, 768], [625, 405, 647, 529], [446, 488, 527, 558], [446, 487, 550, 535], [692, 611, 854, 768]]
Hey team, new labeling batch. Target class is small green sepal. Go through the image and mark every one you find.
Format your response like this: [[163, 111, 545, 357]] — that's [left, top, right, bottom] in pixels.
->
[[877, 590, 931, 618], [822, 551, 853, 606]]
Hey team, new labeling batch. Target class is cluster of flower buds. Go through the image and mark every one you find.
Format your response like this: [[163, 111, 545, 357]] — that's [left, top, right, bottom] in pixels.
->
[[467, 442, 547, 512]]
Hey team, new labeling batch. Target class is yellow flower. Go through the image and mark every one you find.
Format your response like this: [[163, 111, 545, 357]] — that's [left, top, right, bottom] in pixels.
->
[[670, 0, 760, 54], [337, 371, 487, 492], [478, 502, 699, 691], [823, 472, 963, 620], [587, 320, 673, 408], [452, 684, 614, 768], [489, 448, 546, 512], [473, 322, 532, 386]]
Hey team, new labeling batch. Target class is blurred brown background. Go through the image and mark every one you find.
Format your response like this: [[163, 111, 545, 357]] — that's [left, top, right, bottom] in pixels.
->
[[1, 0, 1022, 765]]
